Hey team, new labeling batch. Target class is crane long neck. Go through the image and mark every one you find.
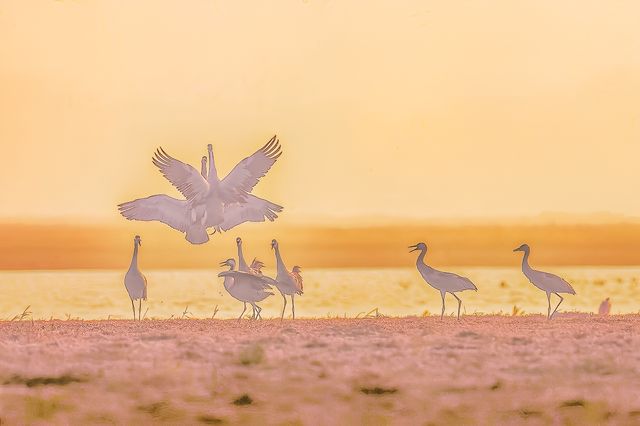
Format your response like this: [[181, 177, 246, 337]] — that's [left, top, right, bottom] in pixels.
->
[[207, 149, 219, 185], [274, 246, 287, 273], [415, 248, 428, 268], [201, 161, 207, 179], [130, 242, 139, 270], [521, 249, 531, 272], [237, 245, 249, 271]]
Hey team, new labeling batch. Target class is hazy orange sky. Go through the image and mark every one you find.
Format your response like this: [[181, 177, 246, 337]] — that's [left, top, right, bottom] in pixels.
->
[[1, 1, 639, 224]]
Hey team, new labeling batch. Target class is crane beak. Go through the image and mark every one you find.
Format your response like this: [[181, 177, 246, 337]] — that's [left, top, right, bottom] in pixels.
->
[[408, 244, 418, 252], [219, 260, 228, 267]]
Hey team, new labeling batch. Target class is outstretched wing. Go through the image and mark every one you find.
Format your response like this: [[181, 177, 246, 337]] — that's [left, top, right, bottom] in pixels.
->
[[118, 194, 190, 232], [218, 271, 275, 290], [153, 148, 209, 201], [219, 135, 281, 200], [211, 194, 283, 232]]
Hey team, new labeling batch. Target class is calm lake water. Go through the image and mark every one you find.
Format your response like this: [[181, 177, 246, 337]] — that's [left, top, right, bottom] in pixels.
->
[[0, 267, 638, 320]]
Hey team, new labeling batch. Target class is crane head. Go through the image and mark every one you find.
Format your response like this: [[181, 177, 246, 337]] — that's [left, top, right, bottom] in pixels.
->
[[219, 258, 235, 268], [292, 266, 302, 273], [513, 243, 530, 253], [271, 239, 278, 250], [236, 237, 242, 245], [408, 242, 426, 252], [207, 144, 213, 152], [134, 235, 142, 246]]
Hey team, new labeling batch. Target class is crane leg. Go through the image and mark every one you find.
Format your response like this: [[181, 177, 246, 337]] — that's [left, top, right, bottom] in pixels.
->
[[546, 292, 551, 319], [249, 304, 256, 319], [256, 305, 262, 319], [250, 303, 260, 320], [130, 299, 136, 321], [550, 293, 564, 319], [138, 299, 142, 321], [281, 294, 287, 320], [452, 293, 462, 319], [238, 302, 247, 321], [440, 291, 446, 320], [292, 295, 296, 319]]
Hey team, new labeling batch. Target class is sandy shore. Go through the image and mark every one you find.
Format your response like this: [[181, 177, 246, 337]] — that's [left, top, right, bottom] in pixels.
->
[[0, 315, 639, 425]]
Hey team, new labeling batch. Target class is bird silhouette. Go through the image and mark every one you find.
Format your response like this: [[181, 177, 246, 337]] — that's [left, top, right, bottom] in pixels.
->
[[124, 235, 147, 320], [513, 244, 576, 319], [409, 242, 477, 319]]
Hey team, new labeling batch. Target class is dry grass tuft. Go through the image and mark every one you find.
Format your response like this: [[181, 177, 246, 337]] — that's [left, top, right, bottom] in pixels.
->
[[232, 394, 253, 406], [4, 374, 86, 388]]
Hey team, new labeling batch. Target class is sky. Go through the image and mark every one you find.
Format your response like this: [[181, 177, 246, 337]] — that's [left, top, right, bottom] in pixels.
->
[[1, 1, 639, 224]]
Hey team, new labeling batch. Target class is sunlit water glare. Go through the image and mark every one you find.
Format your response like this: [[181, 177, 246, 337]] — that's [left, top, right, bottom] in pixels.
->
[[0, 267, 638, 320]]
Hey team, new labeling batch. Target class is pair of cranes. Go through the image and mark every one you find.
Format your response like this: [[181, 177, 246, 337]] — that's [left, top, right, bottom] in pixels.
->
[[409, 242, 576, 320], [218, 237, 303, 320], [118, 136, 283, 245], [123, 236, 303, 321]]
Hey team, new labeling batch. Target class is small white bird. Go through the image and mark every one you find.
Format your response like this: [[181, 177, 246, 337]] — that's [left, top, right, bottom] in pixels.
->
[[250, 258, 265, 276], [513, 244, 576, 319], [218, 258, 275, 320], [598, 297, 611, 315], [124, 235, 147, 321], [409, 242, 477, 319], [271, 239, 303, 319], [291, 266, 304, 293]]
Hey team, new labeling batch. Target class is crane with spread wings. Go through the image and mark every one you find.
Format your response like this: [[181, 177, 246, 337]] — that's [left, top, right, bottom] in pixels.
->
[[118, 135, 283, 244]]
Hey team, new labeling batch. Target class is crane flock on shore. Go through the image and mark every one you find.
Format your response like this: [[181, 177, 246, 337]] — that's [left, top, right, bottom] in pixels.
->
[[121, 135, 578, 321]]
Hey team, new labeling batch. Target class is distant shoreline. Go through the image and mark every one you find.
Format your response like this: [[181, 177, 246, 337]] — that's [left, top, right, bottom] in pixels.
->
[[3, 222, 640, 269]]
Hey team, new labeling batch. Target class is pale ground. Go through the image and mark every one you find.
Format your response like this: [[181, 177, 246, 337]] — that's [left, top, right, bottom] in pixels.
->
[[0, 315, 639, 425]]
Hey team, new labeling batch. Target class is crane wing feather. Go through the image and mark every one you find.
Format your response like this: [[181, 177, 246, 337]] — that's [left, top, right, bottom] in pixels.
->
[[211, 194, 282, 231], [529, 269, 576, 294], [424, 268, 478, 292], [118, 194, 190, 232], [153, 148, 209, 201], [218, 271, 275, 290], [219, 136, 282, 200]]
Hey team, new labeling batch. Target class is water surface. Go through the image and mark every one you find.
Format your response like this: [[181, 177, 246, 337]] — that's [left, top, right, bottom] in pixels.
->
[[0, 267, 638, 320]]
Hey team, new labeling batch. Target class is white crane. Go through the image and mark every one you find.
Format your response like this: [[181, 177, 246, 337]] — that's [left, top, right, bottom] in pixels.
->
[[124, 235, 147, 321], [270, 239, 303, 319], [218, 258, 275, 320], [513, 244, 576, 319], [409, 242, 477, 319], [118, 136, 283, 244]]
